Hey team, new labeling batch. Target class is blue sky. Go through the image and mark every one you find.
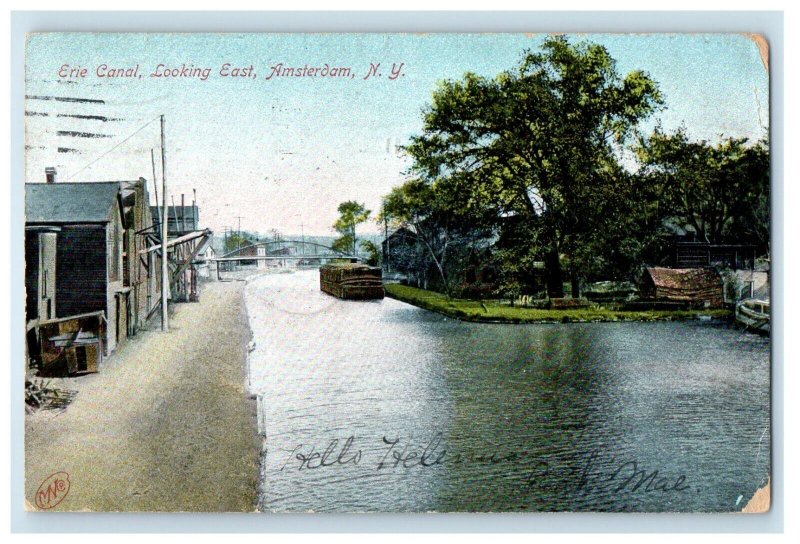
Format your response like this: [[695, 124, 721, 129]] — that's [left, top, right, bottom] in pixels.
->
[[25, 33, 768, 235]]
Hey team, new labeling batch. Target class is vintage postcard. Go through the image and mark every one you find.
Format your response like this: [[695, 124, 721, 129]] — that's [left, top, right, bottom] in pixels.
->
[[23, 32, 771, 513]]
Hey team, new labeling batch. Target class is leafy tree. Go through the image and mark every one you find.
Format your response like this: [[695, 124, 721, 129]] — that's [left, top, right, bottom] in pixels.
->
[[359, 240, 381, 266], [381, 179, 454, 294], [380, 176, 491, 297], [332, 201, 371, 255], [224, 232, 251, 254], [636, 127, 770, 251], [404, 35, 663, 297]]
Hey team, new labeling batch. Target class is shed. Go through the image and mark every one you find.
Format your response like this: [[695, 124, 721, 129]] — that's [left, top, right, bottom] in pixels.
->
[[639, 267, 724, 309], [36, 311, 105, 377]]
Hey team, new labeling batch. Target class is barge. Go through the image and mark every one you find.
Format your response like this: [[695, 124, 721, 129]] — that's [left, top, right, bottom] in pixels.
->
[[320, 263, 384, 300]]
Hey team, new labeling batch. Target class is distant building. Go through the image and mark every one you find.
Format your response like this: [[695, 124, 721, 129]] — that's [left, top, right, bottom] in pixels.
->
[[198, 245, 216, 278], [673, 242, 757, 270], [381, 227, 418, 272], [151, 204, 199, 236]]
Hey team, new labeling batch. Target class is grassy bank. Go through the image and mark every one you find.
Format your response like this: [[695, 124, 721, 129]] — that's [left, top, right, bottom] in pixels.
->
[[385, 283, 731, 324]]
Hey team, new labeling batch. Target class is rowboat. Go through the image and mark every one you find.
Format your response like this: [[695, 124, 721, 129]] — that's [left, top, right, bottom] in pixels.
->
[[735, 298, 770, 335], [320, 263, 384, 300]]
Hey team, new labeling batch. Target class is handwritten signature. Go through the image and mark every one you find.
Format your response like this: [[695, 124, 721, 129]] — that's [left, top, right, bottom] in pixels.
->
[[277, 433, 690, 496]]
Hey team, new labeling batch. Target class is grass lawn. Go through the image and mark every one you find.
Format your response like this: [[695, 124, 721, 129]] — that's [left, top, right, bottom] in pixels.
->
[[384, 283, 731, 324]]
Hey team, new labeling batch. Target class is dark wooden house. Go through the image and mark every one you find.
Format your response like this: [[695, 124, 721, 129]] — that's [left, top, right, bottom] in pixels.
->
[[25, 181, 127, 355]]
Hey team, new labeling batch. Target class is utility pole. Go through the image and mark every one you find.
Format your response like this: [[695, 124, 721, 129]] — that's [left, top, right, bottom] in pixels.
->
[[223, 226, 231, 271], [160, 115, 169, 331], [234, 216, 244, 251], [151, 149, 161, 228]]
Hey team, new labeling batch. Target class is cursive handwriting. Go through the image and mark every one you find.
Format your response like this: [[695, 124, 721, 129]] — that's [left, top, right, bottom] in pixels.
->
[[276, 434, 691, 497], [575, 449, 690, 495]]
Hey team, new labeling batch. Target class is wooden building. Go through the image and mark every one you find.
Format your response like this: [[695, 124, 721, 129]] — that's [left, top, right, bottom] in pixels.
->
[[120, 179, 161, 333], [674, 242, 757, 270], [639, 267, 724, 309], [147, 204, 209, 302], [26, 181, 127, 352], [25, 179, 154, 370]]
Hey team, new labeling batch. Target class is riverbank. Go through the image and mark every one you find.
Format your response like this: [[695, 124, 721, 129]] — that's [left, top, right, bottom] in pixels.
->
[[385, 283, 731, 324], [25, 280, 259, 512]]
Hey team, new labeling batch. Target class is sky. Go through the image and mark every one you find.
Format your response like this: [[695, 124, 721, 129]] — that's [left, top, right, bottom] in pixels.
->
[[25, 33, 769, 236]]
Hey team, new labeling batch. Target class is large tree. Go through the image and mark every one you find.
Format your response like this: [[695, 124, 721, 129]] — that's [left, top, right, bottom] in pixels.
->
[[404, 35, 663, 297]]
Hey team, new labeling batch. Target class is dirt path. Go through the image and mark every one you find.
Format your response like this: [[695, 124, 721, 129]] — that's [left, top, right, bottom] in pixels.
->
[[25, 280, 259, 512]]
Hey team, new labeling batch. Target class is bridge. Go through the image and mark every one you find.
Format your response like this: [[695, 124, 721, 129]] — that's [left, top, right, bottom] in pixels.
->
[[198, 239, 363, 269]]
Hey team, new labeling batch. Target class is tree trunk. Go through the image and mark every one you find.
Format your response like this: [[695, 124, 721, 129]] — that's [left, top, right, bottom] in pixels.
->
[[545, 249, 564, 298], [570, 269, 581, 299]]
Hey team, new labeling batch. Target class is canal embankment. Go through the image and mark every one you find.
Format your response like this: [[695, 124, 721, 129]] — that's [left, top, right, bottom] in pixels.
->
[[384, 283, 732, 324], [25, 280, 259, 512]]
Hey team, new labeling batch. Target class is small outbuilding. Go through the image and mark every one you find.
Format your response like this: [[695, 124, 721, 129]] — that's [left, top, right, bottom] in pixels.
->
[[639, 267, 724, 309]]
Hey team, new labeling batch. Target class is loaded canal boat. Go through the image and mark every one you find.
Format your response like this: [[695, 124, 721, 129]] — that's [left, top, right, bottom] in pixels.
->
[[320, 263, 384, 300]]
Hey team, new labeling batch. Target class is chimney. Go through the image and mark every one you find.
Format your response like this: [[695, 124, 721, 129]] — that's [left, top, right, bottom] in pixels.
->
[[45, 167, 57, 184]]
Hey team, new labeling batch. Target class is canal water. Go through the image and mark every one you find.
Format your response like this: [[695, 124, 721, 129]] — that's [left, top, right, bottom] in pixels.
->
[[245, 270, 770, 513]]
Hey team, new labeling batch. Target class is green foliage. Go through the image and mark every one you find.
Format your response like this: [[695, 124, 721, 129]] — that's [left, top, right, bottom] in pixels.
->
[[359, 240, 381, 266], [332, 201, 370, 255], [224, 233, 251, 254], [380, 35, 768, 299], [331, 235, 355, 255], [380, 178, 493, 297], [636, 127, 770, 250]]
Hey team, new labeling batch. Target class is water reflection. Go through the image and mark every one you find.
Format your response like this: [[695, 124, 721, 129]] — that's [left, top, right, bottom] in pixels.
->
[[245, 270, 770, 512]]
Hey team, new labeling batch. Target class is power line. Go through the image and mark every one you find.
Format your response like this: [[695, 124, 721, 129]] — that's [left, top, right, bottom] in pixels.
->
[[65, 115, 161, 181]]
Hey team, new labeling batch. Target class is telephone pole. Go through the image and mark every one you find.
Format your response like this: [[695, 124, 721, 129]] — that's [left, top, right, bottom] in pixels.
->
[[151, 148, 161, 228], [160, 115, 169, 331], [234, 216, 244, 250]]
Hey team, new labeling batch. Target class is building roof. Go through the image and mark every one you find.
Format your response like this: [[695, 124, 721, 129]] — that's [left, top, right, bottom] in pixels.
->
[[25, 182, 122, 224], [642, 267, 722, 301], [382, 227, 416, 245]]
